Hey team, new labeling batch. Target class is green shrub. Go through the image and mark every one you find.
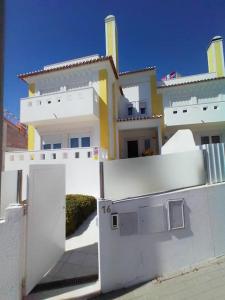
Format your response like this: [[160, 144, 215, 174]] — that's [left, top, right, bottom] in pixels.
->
[[66, 194, 97, 236]]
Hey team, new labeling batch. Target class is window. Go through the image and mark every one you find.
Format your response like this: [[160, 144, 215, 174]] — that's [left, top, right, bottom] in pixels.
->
[[183, 109, 187, 113], [144, 139, 151, 150], [43, 144, 51, 150], [53, 143, 62, 149], [81, 137, 90, 147], [128, 107, 133, 116], [201, 135, 220, 145], [203, 107, 208, 111], [201, 136, 210, 145], [140, 107, 146, 114], [70, 138, 79, 148], [173, 110, 177, 114], [212, 136, 220, 144]]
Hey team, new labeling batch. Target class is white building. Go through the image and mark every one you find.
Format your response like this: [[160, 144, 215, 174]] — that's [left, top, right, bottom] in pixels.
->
[[158, 36, 225, 146], [5, 16, 225, 185]]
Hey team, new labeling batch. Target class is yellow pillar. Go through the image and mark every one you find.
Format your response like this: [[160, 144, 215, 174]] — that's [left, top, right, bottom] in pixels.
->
[[28, 83, 36, 151], [207, 36, 225, 77], [105, 15, 119, 70], [150, 74, 164, 145], [99, 69, 110, 157], [112, 83, 117, 159]]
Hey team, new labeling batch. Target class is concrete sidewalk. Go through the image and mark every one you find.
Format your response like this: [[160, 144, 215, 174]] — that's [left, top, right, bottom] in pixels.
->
[[95, 256, 225, 300], [40, 211, 98, 283]]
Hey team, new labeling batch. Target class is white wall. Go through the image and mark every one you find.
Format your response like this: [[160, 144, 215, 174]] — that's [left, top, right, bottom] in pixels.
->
[[0, 170, 18, 218], [5, 157, 100, 200], [103, 150, 206, 200], [98, 183, 225, 293], [21, 87, 99, 125], [160, 78, 225, 127], [119, 72, 152, 118], [38, 119, 100, 150], [161, 129, 197, 154], [0, 205, 24, 300]]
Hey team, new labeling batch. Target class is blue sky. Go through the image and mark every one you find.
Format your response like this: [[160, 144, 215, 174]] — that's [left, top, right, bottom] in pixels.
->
[[4, 0, 225, 118]]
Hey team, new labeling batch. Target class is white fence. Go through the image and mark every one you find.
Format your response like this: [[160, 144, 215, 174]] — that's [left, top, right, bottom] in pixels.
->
[[202, 143, 225, 184], [102, 150, 206, 200], [0, 205, 24, 300], [0, 170, 19, 218], [5, 147, 108, 163], [98, 183, 225, 293], [0, 165, 66, 299], [5, 148, 104, 199]]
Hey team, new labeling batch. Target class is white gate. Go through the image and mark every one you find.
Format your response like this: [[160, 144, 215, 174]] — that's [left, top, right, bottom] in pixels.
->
[[25, 165, 65, 294]]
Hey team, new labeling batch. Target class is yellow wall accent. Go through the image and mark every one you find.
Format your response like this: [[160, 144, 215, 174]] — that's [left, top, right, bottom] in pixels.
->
[[215, 41, 224, 77], [207, 45, 214, 73], [112, 83, 117, 159], [105, 16, 118, 69], [99, 69, 110, 155], [29, 83, 35, 96], [151, 75, 163, 116], [28, 125, 35, 151], [150, 74, 164, 140], [28, 83, 36, 151], [207, 40, 225, 77]]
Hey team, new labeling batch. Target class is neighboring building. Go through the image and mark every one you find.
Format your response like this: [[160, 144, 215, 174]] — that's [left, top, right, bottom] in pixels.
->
[[8, 16, 225, 163], [158, 36, 225, 146], [3, 118, 27, 151]]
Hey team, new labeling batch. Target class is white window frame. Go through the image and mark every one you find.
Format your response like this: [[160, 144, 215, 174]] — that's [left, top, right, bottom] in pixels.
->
[[167, 199, 185, 230]]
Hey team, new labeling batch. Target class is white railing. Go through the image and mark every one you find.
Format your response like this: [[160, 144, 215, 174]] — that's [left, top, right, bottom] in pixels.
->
[[158, 72, 217, 87], [5, 147, 108, 164], [20, 86, 99, 124], [165, 100, 225, 126]]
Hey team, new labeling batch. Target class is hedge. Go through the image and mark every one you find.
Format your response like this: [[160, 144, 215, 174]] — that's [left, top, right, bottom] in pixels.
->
[[66, 194, 97, 236]]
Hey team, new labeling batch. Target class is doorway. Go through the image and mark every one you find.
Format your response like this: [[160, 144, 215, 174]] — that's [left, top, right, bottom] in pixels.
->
[[127, 140, 138, 158]]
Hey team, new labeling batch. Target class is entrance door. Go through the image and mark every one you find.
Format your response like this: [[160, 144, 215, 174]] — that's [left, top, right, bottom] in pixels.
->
[[127, 140, 139, 158]]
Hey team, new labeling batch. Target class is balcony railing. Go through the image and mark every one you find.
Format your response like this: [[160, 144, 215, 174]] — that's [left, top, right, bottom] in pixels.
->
[[165, 100, 225, 127], [20, 86, 99, 125], [5, 147, 108, 164]]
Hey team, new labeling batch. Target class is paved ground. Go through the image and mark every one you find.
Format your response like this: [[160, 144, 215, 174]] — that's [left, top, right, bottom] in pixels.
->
[[95, 256, 225, 300], [40, 211, 98, 283]]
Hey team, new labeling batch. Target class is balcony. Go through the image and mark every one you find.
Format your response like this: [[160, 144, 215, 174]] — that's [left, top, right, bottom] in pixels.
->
[[20, 87, 99, 125], [118, 100, 148, 119], [165, 100, 225, 127]]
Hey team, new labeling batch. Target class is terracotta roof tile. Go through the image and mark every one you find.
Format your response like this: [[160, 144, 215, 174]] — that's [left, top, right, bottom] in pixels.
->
[[119, 66, 156, 77], [117, 115, 162, 122], [18, 56, 118, 80], [158, 76, 225, 89]]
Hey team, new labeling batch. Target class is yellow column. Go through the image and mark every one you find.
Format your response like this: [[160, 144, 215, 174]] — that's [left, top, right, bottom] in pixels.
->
[[112, 83, 117, 159], [99, 69, 110, 156], [150, 74, 164, 145], [207, 36, 225, 77], [105, 15, 119, 70], [28, 83, 36, 151]]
